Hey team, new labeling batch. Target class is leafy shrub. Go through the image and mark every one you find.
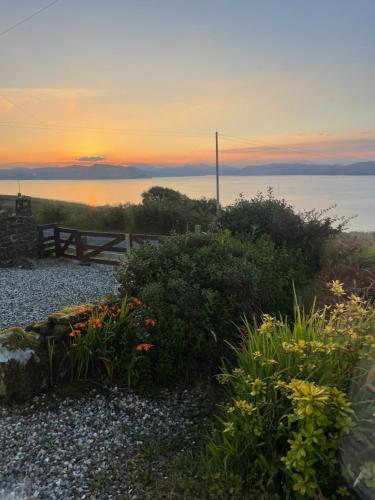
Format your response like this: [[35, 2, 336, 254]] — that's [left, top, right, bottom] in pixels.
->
[[205, 284, 375, 497], [220, 189, 344, 274], [320, 232, 375, 300], [130, 186, 217, 234], [115, 231, 307, 385]]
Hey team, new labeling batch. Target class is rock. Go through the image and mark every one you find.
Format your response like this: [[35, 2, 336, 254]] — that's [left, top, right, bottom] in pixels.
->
[[25, 319, 51, 337], [0, 328, 48, 403], [52, 323, 72, 338]]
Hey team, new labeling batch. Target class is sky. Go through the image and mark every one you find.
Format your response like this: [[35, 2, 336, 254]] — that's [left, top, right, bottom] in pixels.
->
[[1, 0, 375, 167]]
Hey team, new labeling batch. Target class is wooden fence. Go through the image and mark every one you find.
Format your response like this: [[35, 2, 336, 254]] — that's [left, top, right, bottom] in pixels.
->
[[38, 224, 162, 265]]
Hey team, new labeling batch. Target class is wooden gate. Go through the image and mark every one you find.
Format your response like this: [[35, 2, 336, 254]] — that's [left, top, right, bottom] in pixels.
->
[[38, 224, 161, 265]]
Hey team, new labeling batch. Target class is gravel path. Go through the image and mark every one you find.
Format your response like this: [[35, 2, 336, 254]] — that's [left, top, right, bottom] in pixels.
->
[[0, 388, 205, 499], [0, 259, 117, 330]]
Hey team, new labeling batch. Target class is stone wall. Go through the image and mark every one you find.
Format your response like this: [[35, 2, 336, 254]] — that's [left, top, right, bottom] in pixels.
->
[[0, 304, 94, 403], [0, 195, 38, 266]]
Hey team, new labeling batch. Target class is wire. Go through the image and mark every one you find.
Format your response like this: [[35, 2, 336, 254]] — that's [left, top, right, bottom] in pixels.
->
[[0, 120, 212, 138], [0, 0, 62, 38]]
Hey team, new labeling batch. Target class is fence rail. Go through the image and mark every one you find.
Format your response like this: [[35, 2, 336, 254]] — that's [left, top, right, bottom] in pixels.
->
[[38, 224, 162, 265]]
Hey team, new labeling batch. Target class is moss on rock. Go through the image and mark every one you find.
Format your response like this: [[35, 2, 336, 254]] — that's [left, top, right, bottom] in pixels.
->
[[0, 328, 48, 403]]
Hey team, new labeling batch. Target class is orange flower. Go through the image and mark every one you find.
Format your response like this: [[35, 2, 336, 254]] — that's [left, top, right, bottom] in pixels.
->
[[145, 319, 156, 327], [88, 318, 102, 328], [136, 343, 155, 352], [69, 330, 80, 337], [73, 322, 86, 330], [110, 305, 120, 316], [134, 297, 142, 306], [98, 304, 107, 313]]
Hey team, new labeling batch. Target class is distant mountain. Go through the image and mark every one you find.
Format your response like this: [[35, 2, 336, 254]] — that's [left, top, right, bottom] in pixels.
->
[[0, 164, 151, 180], [1, 161, 375, 180], [240, 162, 375, 175], [139, 164, 238, 177]]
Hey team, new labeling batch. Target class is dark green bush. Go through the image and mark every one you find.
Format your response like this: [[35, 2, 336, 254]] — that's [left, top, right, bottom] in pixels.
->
[[220, 190, 342, 273], [130, 186, 217, 234], [115, 231, 307, 385]]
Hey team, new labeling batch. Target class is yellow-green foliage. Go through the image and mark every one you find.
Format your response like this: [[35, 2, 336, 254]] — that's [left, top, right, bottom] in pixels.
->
[[207, 283, 375, 498]]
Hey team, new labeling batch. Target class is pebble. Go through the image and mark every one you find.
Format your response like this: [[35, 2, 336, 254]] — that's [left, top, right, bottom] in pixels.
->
[[0, 389, 204, 499], [0, 259, 118, 330]]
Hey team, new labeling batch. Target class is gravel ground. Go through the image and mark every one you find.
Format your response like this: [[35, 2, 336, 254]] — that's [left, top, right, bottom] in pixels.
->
[[0, 259, 117, 330], [0, 388, 206, 499]]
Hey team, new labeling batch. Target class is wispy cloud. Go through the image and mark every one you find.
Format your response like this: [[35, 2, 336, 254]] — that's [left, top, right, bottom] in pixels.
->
[[76, 155, 105, 162], [221, 131, 375, 163]]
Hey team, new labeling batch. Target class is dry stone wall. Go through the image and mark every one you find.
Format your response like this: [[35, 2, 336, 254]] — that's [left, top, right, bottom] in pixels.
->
[[0, 195, 38, 266], [0, 305, 94, 403]]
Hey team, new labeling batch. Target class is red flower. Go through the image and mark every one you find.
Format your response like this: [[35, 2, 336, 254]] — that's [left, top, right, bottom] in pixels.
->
[[134, 297, 142, 306], [136, 343, 155, 352], [145, 319, 156, 327]]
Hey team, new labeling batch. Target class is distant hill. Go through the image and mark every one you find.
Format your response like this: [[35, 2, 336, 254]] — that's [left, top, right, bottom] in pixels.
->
[[1, 161, 375, 180], [0, 164, 150, 180], [240, 162, 375, 175]]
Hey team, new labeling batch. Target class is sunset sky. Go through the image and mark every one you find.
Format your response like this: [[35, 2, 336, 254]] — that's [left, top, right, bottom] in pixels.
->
[[1, 0, 375, 166]]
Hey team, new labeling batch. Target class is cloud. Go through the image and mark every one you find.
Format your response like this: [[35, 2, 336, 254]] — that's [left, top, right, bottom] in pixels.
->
[[76, 155, 105, 162], [220, 131, 375, 163]]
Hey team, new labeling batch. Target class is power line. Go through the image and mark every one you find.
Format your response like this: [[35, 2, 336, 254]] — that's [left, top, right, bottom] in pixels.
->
[[0, 120, 212, 138], [0, 0, 62, 38]]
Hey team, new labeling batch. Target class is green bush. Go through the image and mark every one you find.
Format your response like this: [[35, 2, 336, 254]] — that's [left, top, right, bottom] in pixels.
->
[[220, 190, 343, 273], [320, 233, 375, 300], [115, 231, 307, 385], [130, 186, 217, 234], [205, 285, 375, 498]]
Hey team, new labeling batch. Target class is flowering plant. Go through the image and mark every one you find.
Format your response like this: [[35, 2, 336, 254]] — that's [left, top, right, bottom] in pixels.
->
[[207, 282, 375, 497], [65, 297, 157, 385]]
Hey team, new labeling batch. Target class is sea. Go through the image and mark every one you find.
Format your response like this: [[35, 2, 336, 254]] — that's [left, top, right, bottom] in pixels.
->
[[1, 175, 374, 231]]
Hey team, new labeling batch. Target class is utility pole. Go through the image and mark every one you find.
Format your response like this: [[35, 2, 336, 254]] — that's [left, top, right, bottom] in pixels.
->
[[215, 131, 220, 211]]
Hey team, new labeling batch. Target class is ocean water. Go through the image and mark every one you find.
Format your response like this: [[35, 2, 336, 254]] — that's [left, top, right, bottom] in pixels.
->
[[1, 175, 374, 231]]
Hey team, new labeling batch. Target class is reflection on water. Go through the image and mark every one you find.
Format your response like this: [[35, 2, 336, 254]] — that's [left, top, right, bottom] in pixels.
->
[[1, 175, 374, 231]]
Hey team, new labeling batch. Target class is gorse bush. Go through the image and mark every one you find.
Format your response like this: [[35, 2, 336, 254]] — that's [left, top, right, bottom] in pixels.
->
[[205, 283, 375, 498], [220, 189, 344, 273], [115, 231, 308, 385]]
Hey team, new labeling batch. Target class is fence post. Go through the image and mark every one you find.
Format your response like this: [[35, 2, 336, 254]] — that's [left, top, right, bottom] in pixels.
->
[[125, 233, 131, 255], [37, 227, 44, 258], [75, 231, 84, 261], [53, 224, 61, 257]]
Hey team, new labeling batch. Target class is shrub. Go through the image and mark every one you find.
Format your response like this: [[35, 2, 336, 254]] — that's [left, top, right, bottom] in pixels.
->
[[115, 231, 308, 385], [320, 232, 375, 300], [220, 189, 344, 274], [131, 186, 217, 234], [205, 284, 375, 497]]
